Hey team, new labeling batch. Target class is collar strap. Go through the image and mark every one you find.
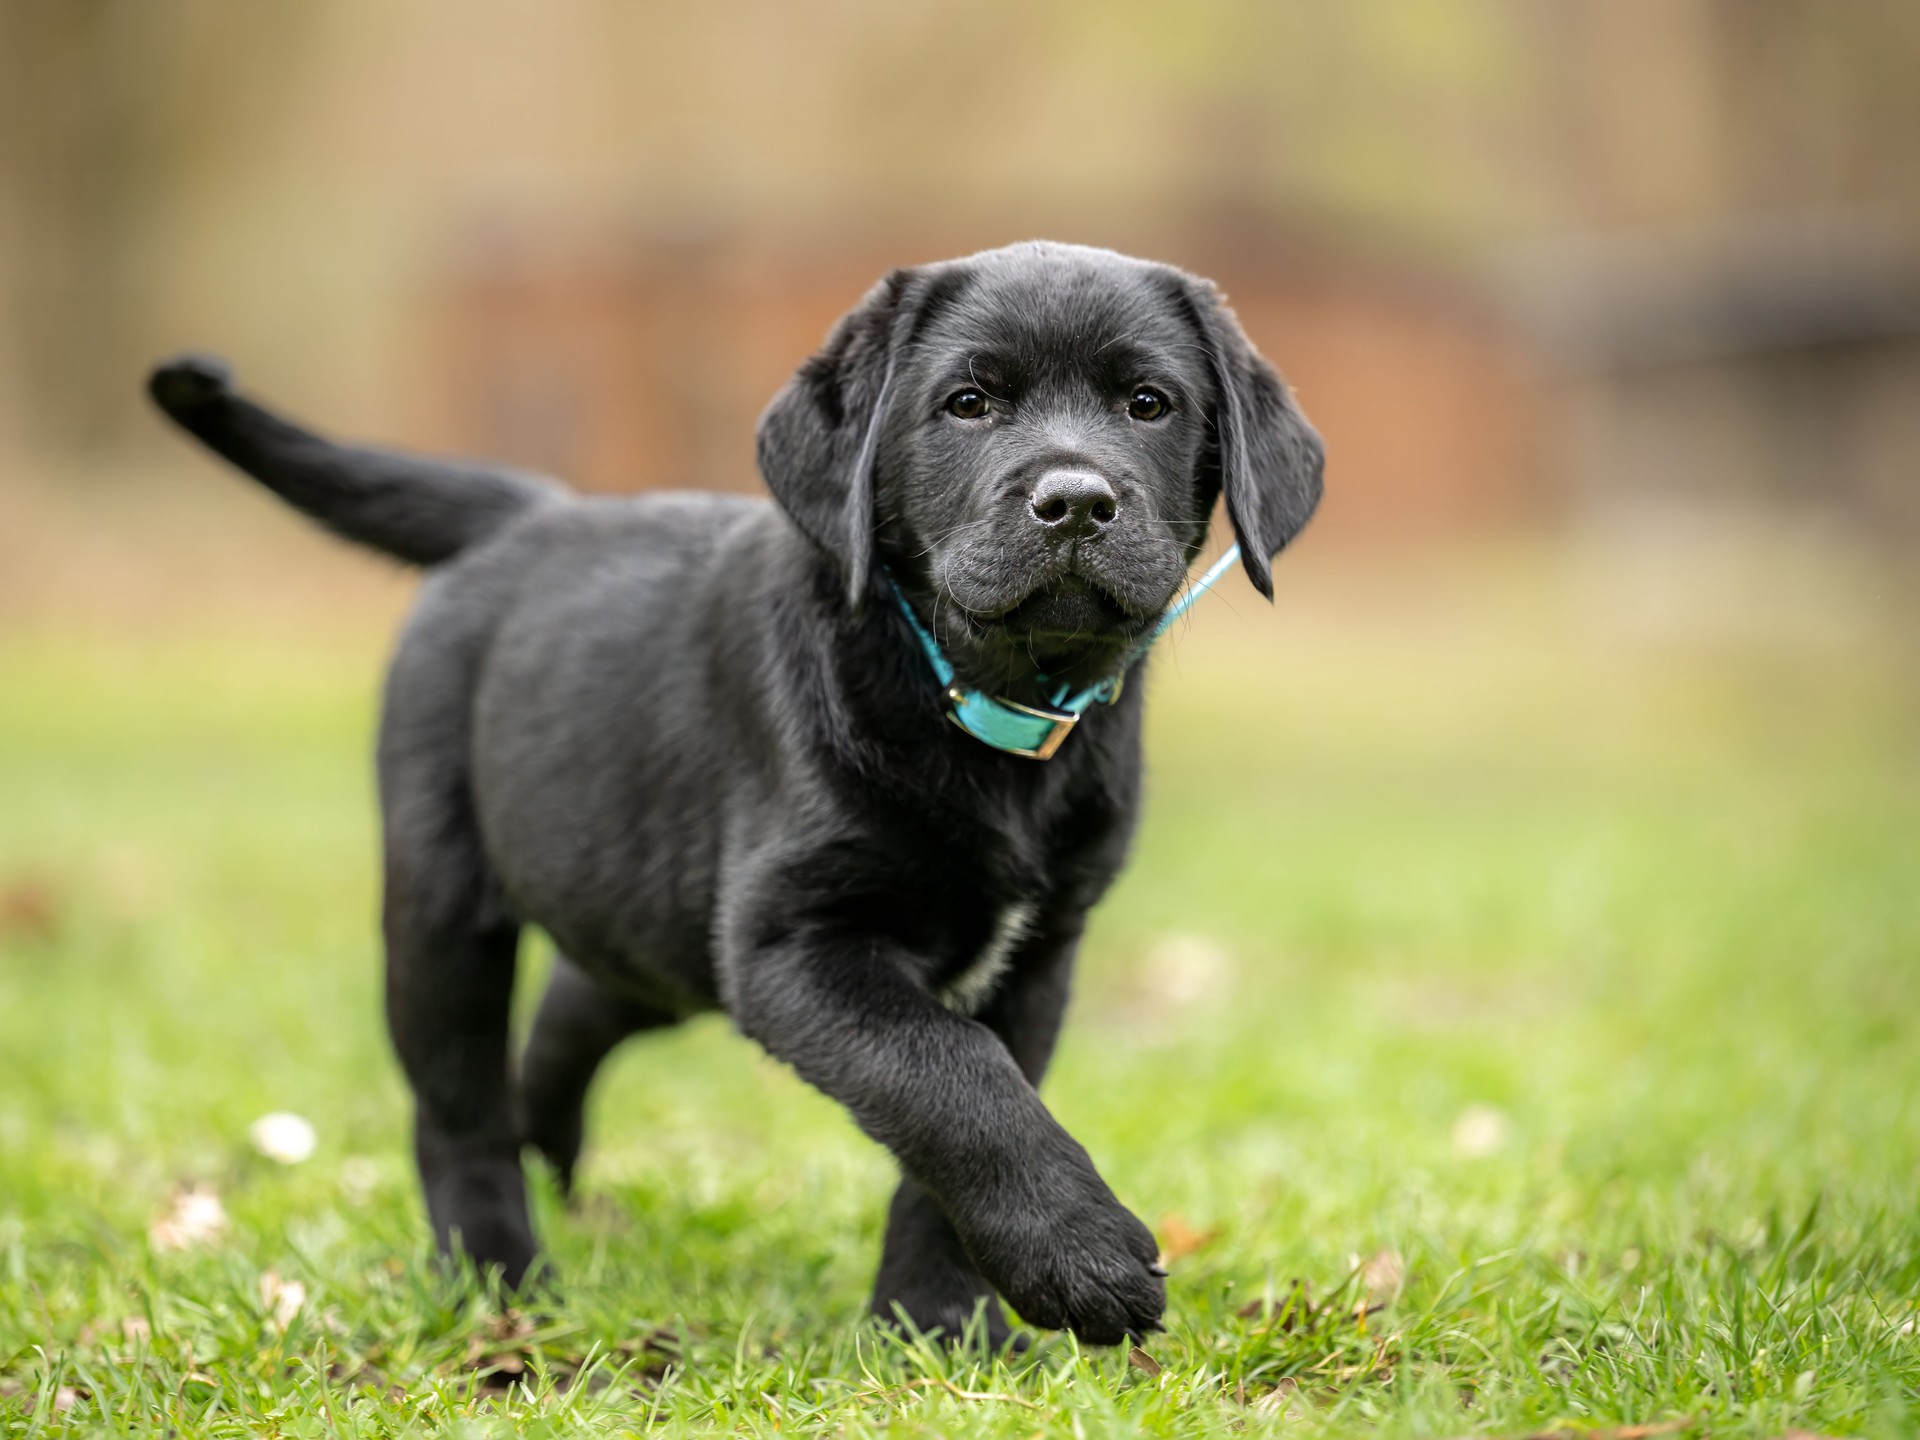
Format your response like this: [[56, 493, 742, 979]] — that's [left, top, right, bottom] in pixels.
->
[[887, 545, 1242, 760]]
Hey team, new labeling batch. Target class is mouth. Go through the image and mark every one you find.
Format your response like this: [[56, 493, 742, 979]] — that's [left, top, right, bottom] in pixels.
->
[[994, 573, 1151, 642], [923, 547, 1185, 691]]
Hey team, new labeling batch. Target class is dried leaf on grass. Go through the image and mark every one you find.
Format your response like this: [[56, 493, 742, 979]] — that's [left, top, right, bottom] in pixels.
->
[[1250, 1378, 1306, 1420], [1156, 1213, 1219, 1264], [464, 1309, 540, 1391], [317, 1357, 405, 1402], [0, 877, 60, 941], [1127, 1346, 1162, 1376], [1362, 1247, 1407, 1302]]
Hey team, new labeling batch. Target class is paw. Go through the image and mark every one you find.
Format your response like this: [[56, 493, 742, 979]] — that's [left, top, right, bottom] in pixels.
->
[[960, 1172, 1166, 1345], [442, 1210, 541, 1293], [872, 1287, 1021, 1352], [147, 353, 233, 413], [419, 1135, 541, 1291]]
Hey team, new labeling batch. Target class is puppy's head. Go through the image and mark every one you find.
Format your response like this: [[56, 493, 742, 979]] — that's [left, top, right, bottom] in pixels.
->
[[758, 242, 1323, 691]]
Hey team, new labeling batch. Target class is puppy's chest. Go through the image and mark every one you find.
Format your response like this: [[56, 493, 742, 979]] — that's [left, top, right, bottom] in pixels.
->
[[895, 772, 1125, 1014], [934, 900, 1038, 1015]]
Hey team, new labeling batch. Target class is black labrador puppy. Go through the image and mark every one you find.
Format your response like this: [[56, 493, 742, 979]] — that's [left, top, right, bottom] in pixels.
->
[[147, 241, 1322, 1347]]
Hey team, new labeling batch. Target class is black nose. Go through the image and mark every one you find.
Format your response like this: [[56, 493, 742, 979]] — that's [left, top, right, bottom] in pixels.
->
[[1028, 470, 1118, 538]]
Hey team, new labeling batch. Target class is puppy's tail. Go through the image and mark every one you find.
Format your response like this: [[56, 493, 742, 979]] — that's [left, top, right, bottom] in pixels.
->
[[147, 354, 564, 567]]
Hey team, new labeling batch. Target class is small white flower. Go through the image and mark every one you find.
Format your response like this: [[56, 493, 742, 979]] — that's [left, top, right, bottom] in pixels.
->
[[1451, 1103, 1510, 1158], [149, 1186, 228, 1250], [249, 1112, 317, 1165]]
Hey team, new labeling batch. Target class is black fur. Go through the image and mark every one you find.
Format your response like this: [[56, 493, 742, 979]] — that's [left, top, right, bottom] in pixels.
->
[[146, 241, 1322, 1348]]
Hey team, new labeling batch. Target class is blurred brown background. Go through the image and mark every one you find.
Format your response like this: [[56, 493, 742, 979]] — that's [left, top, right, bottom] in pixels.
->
[[2, 0, 1917, 639]]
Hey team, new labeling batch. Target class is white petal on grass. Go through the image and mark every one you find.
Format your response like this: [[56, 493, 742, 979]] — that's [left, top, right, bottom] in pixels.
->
[[259, 1271, 306, 1330], [1451, 1103, 1510, 1158], [249, 1112, 317, 1165], [149, 1186, 227, 1250]]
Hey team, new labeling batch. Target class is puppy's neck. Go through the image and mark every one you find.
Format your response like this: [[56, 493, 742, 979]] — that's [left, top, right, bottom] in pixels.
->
[[874, 557, 1134, 708]]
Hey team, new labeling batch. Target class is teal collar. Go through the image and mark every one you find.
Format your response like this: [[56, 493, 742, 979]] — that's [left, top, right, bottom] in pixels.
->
[[886, 545, 1242, 760]]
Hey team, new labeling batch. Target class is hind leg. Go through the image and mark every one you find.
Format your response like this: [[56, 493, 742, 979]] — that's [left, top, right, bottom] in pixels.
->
[[386, 902, 534, 1286], [385, 899, 534, 1285], [519, 954, 675, 1192], [381, 677, 537, 1287]]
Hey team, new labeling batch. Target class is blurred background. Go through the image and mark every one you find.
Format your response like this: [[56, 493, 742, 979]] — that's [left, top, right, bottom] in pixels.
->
[[5, 0, 1920, 577]]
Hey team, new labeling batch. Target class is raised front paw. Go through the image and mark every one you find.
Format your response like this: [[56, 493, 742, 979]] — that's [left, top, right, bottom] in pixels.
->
[[957, 1164, 1166, 1345]]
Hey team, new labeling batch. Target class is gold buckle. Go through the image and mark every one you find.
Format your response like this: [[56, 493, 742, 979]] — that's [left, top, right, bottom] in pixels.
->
[[1020, 709, 1079, 761]]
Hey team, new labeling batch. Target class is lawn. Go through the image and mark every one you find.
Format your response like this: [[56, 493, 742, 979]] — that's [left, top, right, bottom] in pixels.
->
[[1, 537, 1917, 1437]]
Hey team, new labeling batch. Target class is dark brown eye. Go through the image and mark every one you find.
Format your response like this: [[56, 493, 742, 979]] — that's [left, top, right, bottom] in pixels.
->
[[1127, 387, 1168, 421], [947, 389, 990, 419]]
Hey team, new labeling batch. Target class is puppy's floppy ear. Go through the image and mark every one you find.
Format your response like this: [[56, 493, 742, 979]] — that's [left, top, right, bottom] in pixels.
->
[[1179, 276, 1325, 599], [756, 268, 916, 609]]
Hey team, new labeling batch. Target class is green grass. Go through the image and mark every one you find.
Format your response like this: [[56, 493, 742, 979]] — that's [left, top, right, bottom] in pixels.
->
[[2, 552, 1918, 1437]]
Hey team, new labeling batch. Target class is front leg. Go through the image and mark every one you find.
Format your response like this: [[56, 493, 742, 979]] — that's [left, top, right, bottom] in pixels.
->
[[870, 916, 1081, 1345], [729, 915, 1164, 1345]]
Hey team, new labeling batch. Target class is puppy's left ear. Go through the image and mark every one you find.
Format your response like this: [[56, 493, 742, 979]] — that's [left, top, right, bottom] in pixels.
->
[[1179, 277, 1325, 599], [756, 268, 917, 610]]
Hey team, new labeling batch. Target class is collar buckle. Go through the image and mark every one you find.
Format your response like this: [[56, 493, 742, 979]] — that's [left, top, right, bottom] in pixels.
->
[[945, 687, 1080, 761]]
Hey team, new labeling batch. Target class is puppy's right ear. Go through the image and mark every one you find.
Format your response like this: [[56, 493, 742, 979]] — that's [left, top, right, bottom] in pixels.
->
[[756, 269, 915, 610]]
